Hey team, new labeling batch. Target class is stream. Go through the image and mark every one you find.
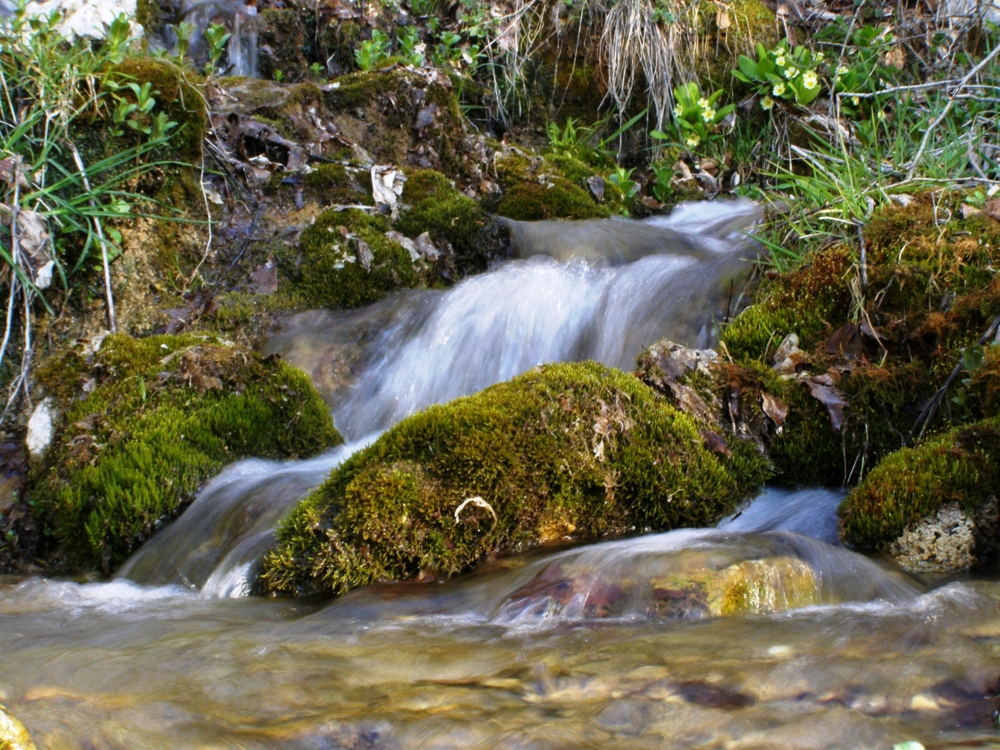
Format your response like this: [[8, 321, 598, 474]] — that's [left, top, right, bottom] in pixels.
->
[[4, 202, 1000, 749]]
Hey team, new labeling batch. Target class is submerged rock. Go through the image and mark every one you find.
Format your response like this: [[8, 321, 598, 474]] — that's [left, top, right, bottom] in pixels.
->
[[0, 702, 35, 750], [839, 418, 1000, 572], [29, 334, 341, 574], [260, 362, 768, 597]]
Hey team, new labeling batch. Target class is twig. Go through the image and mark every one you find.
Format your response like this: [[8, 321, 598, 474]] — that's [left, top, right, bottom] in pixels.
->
[[184, 155, 214, 290], [857, 222, 867, 287], [910, 313, 1000, 441], [66, 140, 116, 333]]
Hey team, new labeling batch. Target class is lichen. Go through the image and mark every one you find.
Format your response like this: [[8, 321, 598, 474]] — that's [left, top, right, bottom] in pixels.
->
[[29, 333, 341, 573], [260, 361, 760, 597]]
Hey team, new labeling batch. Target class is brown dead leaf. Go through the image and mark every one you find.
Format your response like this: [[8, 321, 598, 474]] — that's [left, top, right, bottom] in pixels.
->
[[825, 322, 863, 358], [700, 429, 732, 458], [804, 378, 848, 432], [984, 199, 1000, 223], [760, 392, 788, 430], [249, 260, 278, 294]]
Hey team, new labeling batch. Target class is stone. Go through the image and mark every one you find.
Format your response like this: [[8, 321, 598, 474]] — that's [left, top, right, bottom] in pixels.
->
[[889, 500, 999, 574]]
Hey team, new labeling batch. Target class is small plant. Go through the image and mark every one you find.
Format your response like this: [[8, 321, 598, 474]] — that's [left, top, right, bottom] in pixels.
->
[[397, 26, 425, 67], [652, 82, 735, 151], [733, 42, 823, 108], [431, 30, 464, 67], [546, 117, 601, 161], [203, 22, 231, 75], [356, 29, 391, 71], [650, 161, 674, 202], [607, 166, 639, 199], [170, 20, 195, 61], [273, 69, 285, 83], [309, 61, 325, 79]]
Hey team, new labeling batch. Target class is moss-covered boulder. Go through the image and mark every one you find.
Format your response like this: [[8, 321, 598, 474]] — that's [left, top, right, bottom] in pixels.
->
[[29, 334, 341, 573], [285, 208, 421, 309], [396, 170, 508, 275], [712, 194, 1000, 485], [260, 361, 767, 597], [839, 418, 1000, 572]]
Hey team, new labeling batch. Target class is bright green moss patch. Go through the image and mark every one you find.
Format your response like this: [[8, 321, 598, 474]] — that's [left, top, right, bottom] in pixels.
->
[[839, 418, 1000, 550], [497, 178, 610, 221], [30, 334, 341, 573], [291, 208, 419, 309], [396, 170, 507, 275], [261, 361, 759, 597]]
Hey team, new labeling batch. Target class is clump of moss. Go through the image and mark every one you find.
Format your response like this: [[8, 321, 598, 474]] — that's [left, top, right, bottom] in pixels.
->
[[497, 178, 611, 221], [839, 418, 1000, 551], [290, 208, 419, 309], [260, 361, 760, 597], [264, 163, 374, 208], [396, 170, 508, 275], [30, 334, 341, 573]]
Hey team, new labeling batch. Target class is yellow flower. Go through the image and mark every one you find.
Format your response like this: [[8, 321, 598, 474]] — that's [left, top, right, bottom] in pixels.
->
[[772, 82, 786, 96], [785, 66, 798, 78], [701, 107, 716, 122], [761, 95, 775, 110], [775, 54, 786, 67], [698, 97, 710, 108], [852, 95, 860, 105], [673, 104, 683, 118], [685, 134, 701, 148], [802, 70, 819, 89]]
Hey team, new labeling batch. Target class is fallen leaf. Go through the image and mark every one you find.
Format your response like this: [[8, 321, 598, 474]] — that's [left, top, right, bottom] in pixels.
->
[[825, 322, 863, 358], [386, 230, 420, 261], [414, 102, 440, 131], [371, 165, 406, 213], [700, 429, 732, 458], [414, 232, 440, 261], [587, 175, 605, 202], [15, 209, 54, 289], [355, 238, 373, 273], [249, 260, 278, 294], [760, 392, 788, 430], [804, 378, 848, 432], [984, 199, 1000, 223]]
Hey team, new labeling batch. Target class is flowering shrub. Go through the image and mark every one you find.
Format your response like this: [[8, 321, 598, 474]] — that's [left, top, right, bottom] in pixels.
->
[[651, 82, 735, 151], [733, 42, 823, 107]]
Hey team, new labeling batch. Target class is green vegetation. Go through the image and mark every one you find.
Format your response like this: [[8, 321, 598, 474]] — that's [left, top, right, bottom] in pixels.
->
[[289, 209, 420, 309], [839, 418, 1000, 551], [30, 334, 341, 572], [261, 361, 766, 596]]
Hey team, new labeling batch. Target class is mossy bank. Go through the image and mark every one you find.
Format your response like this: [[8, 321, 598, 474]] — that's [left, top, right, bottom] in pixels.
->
[[260, 361, 768, 597], [29, 334, 341, 574]]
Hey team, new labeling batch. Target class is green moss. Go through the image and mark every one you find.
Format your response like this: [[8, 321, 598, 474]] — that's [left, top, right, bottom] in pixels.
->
[[260, 361, 756, 597], [396, 170, 507, 275], [29, 334, 341, 573], [839, 418, 1000, 550], [256, 8, 310, 81], [265, 163, 374, 208], [292, 208, 419, 308], [497, 178, 610, 221]]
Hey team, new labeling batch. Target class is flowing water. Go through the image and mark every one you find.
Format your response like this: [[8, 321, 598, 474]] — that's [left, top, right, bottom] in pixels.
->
[[4, 202, 1000, 749]]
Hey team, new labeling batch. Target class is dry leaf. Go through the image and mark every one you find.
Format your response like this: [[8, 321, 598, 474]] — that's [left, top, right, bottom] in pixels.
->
[[700, 429, 732, 458], [370, 165, 406, 214], [415, 232, 440, 261], [386, 230, 420, 261], [15, 210, 54, 289], [825, 322, 863, 358], [249, 260, 278, 294], [984, 199, 1000, 223], [804, 378, 848, 432], [760, 392, 788, 430]]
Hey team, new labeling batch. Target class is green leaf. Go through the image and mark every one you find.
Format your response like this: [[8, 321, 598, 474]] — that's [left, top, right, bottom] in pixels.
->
[[737, 55, 759, 79]]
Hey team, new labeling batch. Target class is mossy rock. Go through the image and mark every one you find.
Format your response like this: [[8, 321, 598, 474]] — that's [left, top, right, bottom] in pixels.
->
[[264, 163, 374, 208], [288, 208, 420, 309], [497, 178, 610, 221], [839, 418, 1000, 553], [396, 170, 507, 275], [29, 334, 341, 573], [260, 361, 764, 597], [0, 702, 36, 750]]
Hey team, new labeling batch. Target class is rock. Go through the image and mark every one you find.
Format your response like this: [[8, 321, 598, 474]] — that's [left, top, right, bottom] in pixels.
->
[[30, 334, 341, 573], [260, 362, 762, 597], [889, 500, 998, 574], [25, 398, 55, 459], [840, 418, 1000, 570], [16, 0, 141, 39], [0, 702, 36, 750]]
